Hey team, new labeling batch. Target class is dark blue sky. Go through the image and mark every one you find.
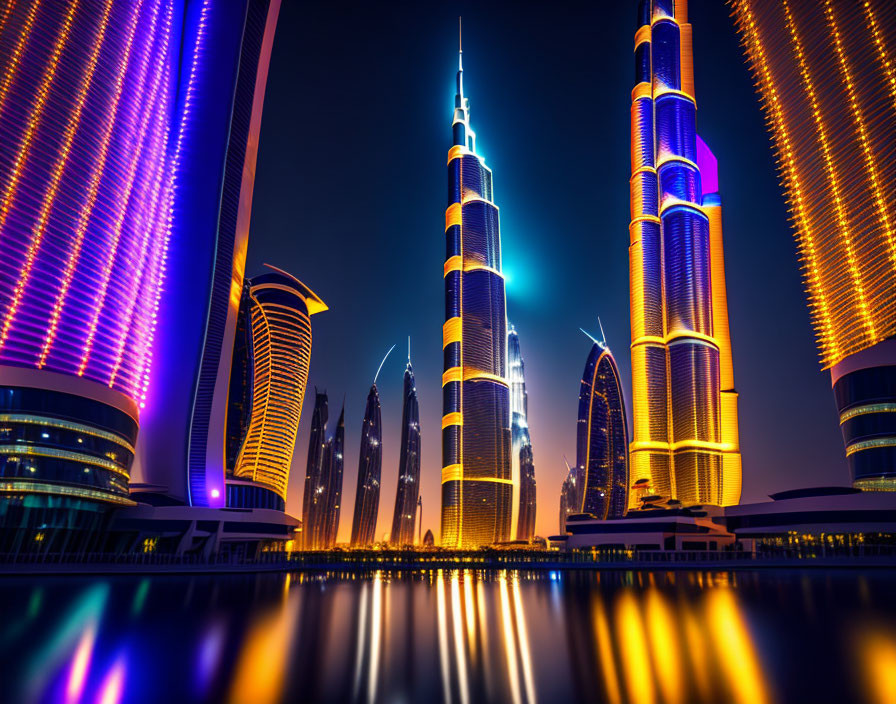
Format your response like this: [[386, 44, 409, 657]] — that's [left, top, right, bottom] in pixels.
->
[[248, 0, 846, 540]]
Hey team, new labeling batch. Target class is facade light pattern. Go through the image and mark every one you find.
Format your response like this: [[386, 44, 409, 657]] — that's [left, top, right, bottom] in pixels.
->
[[232, 267, 325, 501], [731, 0, 896, 369], [629, 0, 741, 507], [441, 44, 513, 549], [351, 382, 383, 547], [0, 0, 176, 405]]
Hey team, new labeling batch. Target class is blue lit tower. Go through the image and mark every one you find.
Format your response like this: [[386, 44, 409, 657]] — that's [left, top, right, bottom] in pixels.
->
[[628, 0, 741, 507], [390, 340, 421, 545], [441, 30, 512, 548], [351, 347, 391, 546], [508, 325, 536, 541], [134, 0, 282, 508], [302, 389, 328, 548], [577, 327, 629, 520]]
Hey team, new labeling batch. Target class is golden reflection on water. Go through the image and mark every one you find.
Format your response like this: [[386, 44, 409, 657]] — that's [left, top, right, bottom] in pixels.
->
[[859, 627, 896, 704]]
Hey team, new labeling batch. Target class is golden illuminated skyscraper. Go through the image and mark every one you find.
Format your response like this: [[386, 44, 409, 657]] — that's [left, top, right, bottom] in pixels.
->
[[231, 265, 326, 506], [732, 0, 896, 489], [628, 0, 741, 508], [440, 30, 512, 547]]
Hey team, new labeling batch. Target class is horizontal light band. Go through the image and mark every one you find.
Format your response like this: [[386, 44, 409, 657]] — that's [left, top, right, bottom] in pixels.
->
[[447, 145, 469, 164], [840, 403, 896, 425], [442, 474, 514, 486], [0, 444, 128, 475], [846, 437, 896, 456], [463, 369, 508, 386], [631, 330, 720, 348], [444, 255, 462, 276], [656, 153, 701, 171], [462, 262, 504, 278], [0, 413, 135, 452], [445, 203, 461, 230], [631, 81, 651, 101], [634, 26, 651, 48], [630, 440, 739, 453], [659, 196, 706, 217], [442, 412, 462, 428], [630, 215, 661, 226], [0, 480, 135, 505], [442, 367, 462, 386], [442, 464, 463, 483], [653, 87, 696, 103], [443, 318, 461, 348]]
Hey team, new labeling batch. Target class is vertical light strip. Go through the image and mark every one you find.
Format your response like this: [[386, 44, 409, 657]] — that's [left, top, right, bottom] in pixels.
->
[[36, 0, 144, 368], [733, 1, 839, 362], [825, 0, 896, 273], [498, 575, 522, 704], [781, 0, 875, 341]]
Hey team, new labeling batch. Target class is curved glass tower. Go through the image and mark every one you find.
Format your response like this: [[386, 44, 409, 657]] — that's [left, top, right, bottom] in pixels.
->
[[390, 343, 421, 546], [508, 325, 536, 541], [628, 0, 741, 508], [577, 330, 629, 520], [230, 266, 325, 510], [732, 0, 896, 489], [352, 349, 390, 546], [0, 1, 179, 549], [441, 38, 512, 548]]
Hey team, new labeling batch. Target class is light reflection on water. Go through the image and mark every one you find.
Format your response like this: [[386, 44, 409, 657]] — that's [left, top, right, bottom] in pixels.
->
[[1, 569, 895, 703]]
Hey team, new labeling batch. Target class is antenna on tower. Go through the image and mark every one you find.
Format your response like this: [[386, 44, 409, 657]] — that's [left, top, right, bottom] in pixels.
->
[[374, 344, 396, 386], [598, 317, 607, 346], [458, 16, 462, 68], [579, 327, 599, 344], [407, 335, 411, 363]]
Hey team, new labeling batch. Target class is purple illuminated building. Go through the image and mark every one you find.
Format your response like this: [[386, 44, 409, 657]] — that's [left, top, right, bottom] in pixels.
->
[[0, 1, 282, 551]]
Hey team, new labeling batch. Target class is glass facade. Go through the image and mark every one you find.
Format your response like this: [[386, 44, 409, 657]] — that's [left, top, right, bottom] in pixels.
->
[[231, 266, 325, 504], [576, 340, 629, 520], [629, 0, 741, 508], [323, 406, 345, 548], [441, 44, 512, 548], [508, 326, 536, 541], [352, 384, 383, 546], [834, 363, 896, 488], [390, 354, 421, 545], [302, 393, 344, 549]]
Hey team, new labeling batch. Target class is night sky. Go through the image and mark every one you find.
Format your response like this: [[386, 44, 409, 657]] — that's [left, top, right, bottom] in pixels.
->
[[247, 0, 846, 542]]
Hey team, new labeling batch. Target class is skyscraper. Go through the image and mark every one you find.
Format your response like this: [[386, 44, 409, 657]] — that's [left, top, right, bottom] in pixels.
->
[[508, 325, 536, 541], [732, 0, 896, 489], [322, 405, 345, 548], [228, 266, 324, 513], [351, 348, 391, 546], [0, 1, 179, 549], [302, 390, 329, 548], [628, 0, 742, 508], [577, 329, 629, 520], [559, 459, 579, 534], [133, 0, 282, 509], [390, 341, 421, 546], [441, 32, 512, 549]]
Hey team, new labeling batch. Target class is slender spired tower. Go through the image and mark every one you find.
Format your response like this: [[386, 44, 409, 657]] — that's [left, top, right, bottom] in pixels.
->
[[731, 0, 896, 489], [302, 390, 328, 548], [628, 0, 742, 508], [508, 325, 536, 541], [441, 23, 512, 548], [323, 404, 345, 548], [577, 327, 630, 520], [391, 340, 422, 545], [559, 457, 578, 533], [351, 346, 392, 546]]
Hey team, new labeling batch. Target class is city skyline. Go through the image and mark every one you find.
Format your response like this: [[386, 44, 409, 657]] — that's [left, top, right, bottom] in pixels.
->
[[246, 2, 847, 542]]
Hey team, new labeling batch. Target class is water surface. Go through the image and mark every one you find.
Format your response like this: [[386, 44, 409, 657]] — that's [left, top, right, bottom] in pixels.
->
[[1, 568, 895, 703]]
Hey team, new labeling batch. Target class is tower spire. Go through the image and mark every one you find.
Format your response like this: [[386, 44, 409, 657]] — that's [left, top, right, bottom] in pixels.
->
[[374, 344, 396, 386], [598, 317, 607, 346]]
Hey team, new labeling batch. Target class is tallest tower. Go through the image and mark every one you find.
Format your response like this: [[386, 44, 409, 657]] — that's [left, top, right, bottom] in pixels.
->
[[628, 0, 741, 507], [441, 27, 512, 548]]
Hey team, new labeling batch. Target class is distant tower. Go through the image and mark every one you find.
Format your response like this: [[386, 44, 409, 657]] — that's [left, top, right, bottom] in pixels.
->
[[559, 458, 578, 533], [732, 0, 896, 489], [628, 0, 742, 507], [441, 27, 512, 548], [302, 390, 329, 548], [231, 266, 326, 511], [423, 529, 435, 548], [391, 340, 421, 545], [577, 327, 630, 520], [508, 325, 536, 541], [323, 404, 345, 548], [351, 347, 392, 546]]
